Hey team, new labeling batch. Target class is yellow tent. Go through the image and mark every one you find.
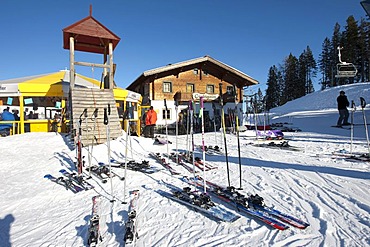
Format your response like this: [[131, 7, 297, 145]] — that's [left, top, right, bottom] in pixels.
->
[[0, 70, 141, 134]]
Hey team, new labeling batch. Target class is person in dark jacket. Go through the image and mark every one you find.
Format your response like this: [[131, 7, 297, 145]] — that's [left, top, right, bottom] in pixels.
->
[[0, 108, 15, 136], [336, 90, 350, 127]]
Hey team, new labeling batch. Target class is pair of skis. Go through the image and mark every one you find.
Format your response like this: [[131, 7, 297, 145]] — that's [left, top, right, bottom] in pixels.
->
[[44, 174, 84, 193], [159, 181, 240, 222], [124, 190, 140, 245], [165, 152, 197, 174], [87, 190, 140, 246], [110, 158, 159, 174], [87, 195, 102, 246], [149, 152, 180, 175], [183, 176, 309, 230], [59, 169, 94, 190]]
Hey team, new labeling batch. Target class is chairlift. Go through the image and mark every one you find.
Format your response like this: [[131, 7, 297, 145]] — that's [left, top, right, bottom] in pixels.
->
[[335, 46, 357, 78]]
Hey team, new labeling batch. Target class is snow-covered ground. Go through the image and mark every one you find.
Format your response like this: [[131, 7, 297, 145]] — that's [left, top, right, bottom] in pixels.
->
[[0, 83, 370, 247]]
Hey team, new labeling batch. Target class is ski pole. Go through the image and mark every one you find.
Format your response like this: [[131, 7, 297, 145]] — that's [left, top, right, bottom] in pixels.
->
[[104, 105, 114, 202], [212, 102, 217, 147], [77, 109, 87, 175], [200, 96, 206, 193], [123, 119, 130, 204], [175, 100, 179, 165], [88, 108, 98, 179], [360, 97, 370, 155], [350, 101, 355, 154], [189, 100, 196, 179], [233, 85, 243, 190], [164, 99, 170, 164], [219, 83, 231, 188]]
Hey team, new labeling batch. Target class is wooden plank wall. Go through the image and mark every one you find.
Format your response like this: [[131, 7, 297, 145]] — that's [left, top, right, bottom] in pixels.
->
[[71, 88, 122, 146]]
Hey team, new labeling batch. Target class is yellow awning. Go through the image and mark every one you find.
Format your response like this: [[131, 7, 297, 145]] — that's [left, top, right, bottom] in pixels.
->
[[18, 71, 65, 97]]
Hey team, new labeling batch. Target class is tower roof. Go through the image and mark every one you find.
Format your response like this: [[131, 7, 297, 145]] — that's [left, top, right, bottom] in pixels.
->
[[62, 7, 120, 54]]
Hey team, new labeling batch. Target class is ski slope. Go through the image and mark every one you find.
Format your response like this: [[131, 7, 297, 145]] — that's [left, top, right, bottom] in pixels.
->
[[0, 83, 370, 246]]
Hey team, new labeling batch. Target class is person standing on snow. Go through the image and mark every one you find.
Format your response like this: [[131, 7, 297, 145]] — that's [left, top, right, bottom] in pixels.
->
[[145, 106, 157, 138], [336, 90, 350, 127]]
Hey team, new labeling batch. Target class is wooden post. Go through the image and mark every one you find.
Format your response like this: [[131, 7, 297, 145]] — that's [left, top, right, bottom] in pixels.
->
[[109, 42, 114, 89], [19, 95, 24, 134], [69, 36, 75, 88]]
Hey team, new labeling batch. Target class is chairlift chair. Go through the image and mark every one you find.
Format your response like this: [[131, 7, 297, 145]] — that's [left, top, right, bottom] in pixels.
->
[[335, 46, 357, 78], [335, 62, 358, 78]]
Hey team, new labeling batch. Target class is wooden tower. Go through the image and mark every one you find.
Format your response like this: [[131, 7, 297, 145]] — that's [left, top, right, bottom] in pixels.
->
[[62, 6, 122, 145]]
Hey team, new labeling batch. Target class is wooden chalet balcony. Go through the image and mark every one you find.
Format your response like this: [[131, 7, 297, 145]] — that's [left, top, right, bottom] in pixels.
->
[[173, 92, 193, 102]]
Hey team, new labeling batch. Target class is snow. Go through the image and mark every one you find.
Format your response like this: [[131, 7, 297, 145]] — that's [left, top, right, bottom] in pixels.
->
[[1, 83, 370, 247]]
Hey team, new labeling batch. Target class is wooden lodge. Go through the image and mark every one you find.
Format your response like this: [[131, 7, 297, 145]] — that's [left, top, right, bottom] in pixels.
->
[[127, 55, 258, 133]]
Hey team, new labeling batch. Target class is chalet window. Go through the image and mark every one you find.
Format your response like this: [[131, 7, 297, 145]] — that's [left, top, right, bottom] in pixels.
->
[[186, 83, 195, 93], [203, 70, 209, 75], [193, 68, 198, 75], [163, 82, 172, 93], [162, 108, 171, 120], [206, 84, 214, 94]]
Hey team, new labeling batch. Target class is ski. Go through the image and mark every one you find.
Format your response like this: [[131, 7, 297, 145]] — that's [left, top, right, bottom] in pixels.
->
[[331, 125, 351, 130], [196, 145, 223, 155], [87, 195, 102, 246], [97, 162, 125, 181], [159, 182, 240, 222], [194, 157, 218, 171], [44, 174, 84, 193], [177, 152, 217, 171], [85, 166, 108, 183], [124, 190, 140, 245], [110, 159, 159, 174], [187, 176, 309, 229], [154, 135, 172, 145], [163, 152, 198, 174], [59, 169, 94, 190], [331, 151, 370, 162], [149, 152, 180, 175], [246, 141, 302, 152]]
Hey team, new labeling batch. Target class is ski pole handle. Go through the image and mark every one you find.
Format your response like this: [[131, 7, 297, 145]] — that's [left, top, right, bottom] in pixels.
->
[[92, 108, 98, 118], [233, 84, 237, 102], [80, 108, 87, 120], [104, 108, 108, 125], [219, 83, 224, 106], [164, 99, 168, 110], [360, 97, 366, 109]]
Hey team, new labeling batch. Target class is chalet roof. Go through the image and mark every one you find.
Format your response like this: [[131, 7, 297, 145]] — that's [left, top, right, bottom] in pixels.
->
[[127, 55, 258, 90], [63, 14, 120, 54]]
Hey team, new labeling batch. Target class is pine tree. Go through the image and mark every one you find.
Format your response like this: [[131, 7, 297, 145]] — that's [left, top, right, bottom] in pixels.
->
[[331, 23, 342, 86], [319, 37, 332, 89], [282, 54, 300, 104], [265, 65, 280, 110], [298, 46, 317, 95], [358, 17, 370, 82], [341, 15, 359, 84]]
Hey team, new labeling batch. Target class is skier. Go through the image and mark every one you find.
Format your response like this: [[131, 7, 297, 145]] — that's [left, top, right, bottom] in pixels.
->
[[144, 106, 157, 138], [336, 90, 350, 127]]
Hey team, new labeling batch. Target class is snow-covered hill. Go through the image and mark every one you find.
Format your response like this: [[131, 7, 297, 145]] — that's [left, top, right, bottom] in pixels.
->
[[0, 83, 369, 247]]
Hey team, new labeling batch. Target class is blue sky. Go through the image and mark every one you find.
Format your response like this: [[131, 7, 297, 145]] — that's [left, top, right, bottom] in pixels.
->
[[0, 0, 366, 94]]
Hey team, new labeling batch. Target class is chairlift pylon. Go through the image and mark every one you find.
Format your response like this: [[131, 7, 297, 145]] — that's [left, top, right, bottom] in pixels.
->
[[335, 46, 357, 78]]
